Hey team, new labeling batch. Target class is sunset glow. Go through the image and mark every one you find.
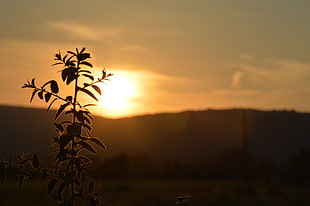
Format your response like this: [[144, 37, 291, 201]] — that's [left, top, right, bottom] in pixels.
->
[[1, 1, 310, 118], [98, 73, 135, 112]]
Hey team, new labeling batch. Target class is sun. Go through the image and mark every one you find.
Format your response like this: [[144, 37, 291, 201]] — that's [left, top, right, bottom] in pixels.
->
[[98, 73, 135, 111]]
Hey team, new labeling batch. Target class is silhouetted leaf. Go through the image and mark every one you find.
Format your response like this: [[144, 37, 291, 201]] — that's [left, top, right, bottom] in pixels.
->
[[83, 104, 97, 108], [91, 85, 101, 95], [58, 181, 69, 198], [81, 47, 86, 53], [61, 68, 69, 82], [51, 62, 63, 66], [47, 98, 57, 112], [62, 54, 68, 62], [83, 123, 92, 131], [32, 153, 39, 168], [77, 111, 85, 123], [82, 74, 94, 81], [97, 184, 101, 195], [54, 123, 64, 132], [50, 80, 59, 93], [59, 134, 71, 148], [55, 103, 70, 120], [20, 158, 32, 165], [48, 179, 57, 194], [77, 53, 91, 61], [77, 141, 96, 153], [88, 181, 94, 193], [38, 91, 44, 99], [45, 93, 52, 102], [79, 70, 92, 74], [84, 111, 94, 121], [31, 78, 35, 87], [18, 175, 25, 192], [65, 110, 74, 115], [80, 61, 93, 68], [101, 69, 106, 79], [78, 87, 98, 101], [30, 89, 38, 102], [0, 163, 7, 184], [66, 96, 73, 102], [55, 50, 62, 60], [89, 138, 106, 150], [67, 50, 76, 56], [67, 123, 81, 138]]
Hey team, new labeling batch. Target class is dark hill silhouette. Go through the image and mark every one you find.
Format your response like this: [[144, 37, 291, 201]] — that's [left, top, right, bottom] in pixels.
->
[[1, 105, 310, 164]]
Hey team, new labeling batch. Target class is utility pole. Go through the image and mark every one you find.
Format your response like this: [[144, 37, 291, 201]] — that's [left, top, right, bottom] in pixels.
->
[[242, 109, 248, 182]]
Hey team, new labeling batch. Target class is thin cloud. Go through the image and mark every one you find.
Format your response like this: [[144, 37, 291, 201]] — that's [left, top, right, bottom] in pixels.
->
[[46, 21, 120, 41], [232, 71, 244, 88]]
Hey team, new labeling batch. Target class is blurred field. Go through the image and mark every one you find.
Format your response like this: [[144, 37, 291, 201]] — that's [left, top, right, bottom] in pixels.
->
[[1, 179, 310, 206]]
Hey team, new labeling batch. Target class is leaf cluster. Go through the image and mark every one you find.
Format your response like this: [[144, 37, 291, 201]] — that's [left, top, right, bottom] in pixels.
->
[[19, 48, 112, 206]]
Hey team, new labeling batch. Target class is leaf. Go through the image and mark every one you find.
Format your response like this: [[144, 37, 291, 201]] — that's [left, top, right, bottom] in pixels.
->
[[55, 103, 70, 120], [80, 47, 86, 53], [48, 179, 57, 194], [32, 153, 39, 168], [77, 141, 96, 153], [62, 54, 68, 62], [18, 175, 25, 192], [79, 70, 92, 74], [61, 68, 69, 82], [50, 80, 59, 93], [89, 138, 106, 150], [47, 98, 57, 112], [54, 123, 64, 132], [80, 61, 93, 68], [38, 91, 44, 99], [67, 50, 76, 55], [55, 50, 62, 60], [82, 74, 94, 81], [51, 62, 63, 66], [0, 163, 7, 184], [45, 93, 52, 102], [59, 134, 71, 148], [31, 78, 36, 87], [97, 184, 101, 195], [88, 180, 94, 193], [20, 158, 32, 165], [64, 110, 74, 116], [78, 87, 98, 101], [58, 181, 69, 198], [77, 53, 91, 61], [91, 85, 101, 95], [66, 96, 73, 102], [83, 104, 97, 108], [30, 89, 38, 102]]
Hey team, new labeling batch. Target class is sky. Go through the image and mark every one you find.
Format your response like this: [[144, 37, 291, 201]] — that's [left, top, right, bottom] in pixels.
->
[[1, 0, 310, 118]]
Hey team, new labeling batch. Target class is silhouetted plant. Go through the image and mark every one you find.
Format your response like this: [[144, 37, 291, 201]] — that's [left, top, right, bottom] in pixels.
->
[[15, 47, 112, 206]]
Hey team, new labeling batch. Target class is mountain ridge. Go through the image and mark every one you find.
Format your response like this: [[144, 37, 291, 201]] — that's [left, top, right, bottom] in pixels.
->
[[1, 105, 310, 164]]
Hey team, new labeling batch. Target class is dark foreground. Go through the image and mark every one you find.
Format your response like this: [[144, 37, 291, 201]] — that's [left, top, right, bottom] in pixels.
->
[[1, 179, 310, 206]]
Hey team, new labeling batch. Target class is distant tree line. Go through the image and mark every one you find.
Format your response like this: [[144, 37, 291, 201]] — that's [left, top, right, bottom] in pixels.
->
[[90, 148, 310, 184]]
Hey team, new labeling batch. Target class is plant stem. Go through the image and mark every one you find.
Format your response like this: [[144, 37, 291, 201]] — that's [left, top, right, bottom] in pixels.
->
[[71, 62, 80, 206]]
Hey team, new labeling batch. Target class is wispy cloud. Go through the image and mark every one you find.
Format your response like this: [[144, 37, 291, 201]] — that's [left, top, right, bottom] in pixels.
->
[[46, 20, 121, 41], [232, 71, 244, 88]]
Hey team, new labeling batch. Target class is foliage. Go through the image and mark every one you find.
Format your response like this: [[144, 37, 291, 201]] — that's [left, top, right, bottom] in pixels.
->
[[4, 47, 113, 206]]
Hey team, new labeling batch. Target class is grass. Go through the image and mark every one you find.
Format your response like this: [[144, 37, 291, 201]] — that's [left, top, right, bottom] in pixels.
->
[[1, 179, 310, 206]]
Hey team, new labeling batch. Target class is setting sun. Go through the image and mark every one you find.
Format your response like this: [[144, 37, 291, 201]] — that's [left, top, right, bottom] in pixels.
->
[[98, 73, 135, 111]]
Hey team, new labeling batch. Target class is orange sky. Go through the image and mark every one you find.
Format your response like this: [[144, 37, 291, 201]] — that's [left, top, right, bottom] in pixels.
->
[[1, 1, 310, 118]]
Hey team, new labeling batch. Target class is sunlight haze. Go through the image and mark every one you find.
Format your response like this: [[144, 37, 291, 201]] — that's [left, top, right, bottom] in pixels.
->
[[1, 0, 310, 118]]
